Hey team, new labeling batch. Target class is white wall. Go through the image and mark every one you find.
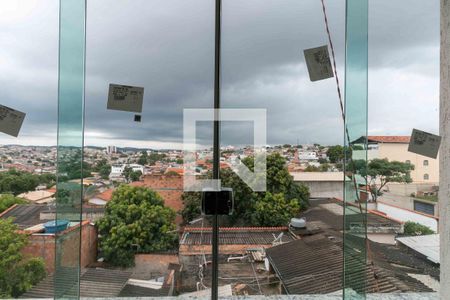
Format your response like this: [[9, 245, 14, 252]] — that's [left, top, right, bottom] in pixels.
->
[[377, 202, 438, 232], [297, 181, 344, 199]]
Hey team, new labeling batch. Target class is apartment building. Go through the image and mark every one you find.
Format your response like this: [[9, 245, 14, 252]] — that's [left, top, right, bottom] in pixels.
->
[[355, 136, 439, 184]]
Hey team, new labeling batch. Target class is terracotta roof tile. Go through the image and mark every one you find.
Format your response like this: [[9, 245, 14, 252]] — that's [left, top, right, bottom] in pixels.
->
[[95, 189, 114, 201], [367, 136, 410, 143]]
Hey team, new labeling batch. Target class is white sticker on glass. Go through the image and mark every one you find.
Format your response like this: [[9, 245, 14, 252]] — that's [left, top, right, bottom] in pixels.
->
[[107, 84, 144, 113], [0, 105, 25, 137], [408, 129, 441, 159], [304, 45, 334, 82]]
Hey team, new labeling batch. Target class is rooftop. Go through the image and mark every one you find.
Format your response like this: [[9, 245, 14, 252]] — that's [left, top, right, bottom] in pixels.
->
[[180, 227, 296, 246], [17, 190, 55, 203], [396, 234, 440, 264], [277, 198, 440, 294], [367, 136, 411, 144], [266, 234, 432, 294], [0, 204, 47, 229], [300, 198, 403, 232], [22, 268, 132, 298], [93, 188, 114, 201]]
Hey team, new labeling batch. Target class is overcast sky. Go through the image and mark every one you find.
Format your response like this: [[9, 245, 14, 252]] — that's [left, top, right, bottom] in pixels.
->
[[0, 0, 440, 149]]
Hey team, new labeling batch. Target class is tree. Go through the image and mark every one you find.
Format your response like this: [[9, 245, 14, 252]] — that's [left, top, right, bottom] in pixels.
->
[[99, 164, 112, 180], [0, 194, 26, 213], [318, 158, 328, 164], [251, 193, 300, 226], [93, 159, 111, 180], [353, 158, 414, 201], [122, 166, 133, 183], [58, 149, 92, 180], [130, 170, 142, 182], [319, 163, 330, 172], [38, 174, 57, 188], [403, 221, 434, 236], [55, 188, 72, 205], [181, 192, 202, 223], [326, 145, 352, 163], [181, 153, 310, 226], [304, 165, 320, 172], [137, 151, 148, 165], [97, 185, 178, 267], [0, 219, 46, 298], [147, 153, 167, 165], [0, 169, 55, 195]]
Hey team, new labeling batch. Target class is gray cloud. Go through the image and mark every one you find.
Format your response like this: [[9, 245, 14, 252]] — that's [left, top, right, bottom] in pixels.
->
[[0, 0, 440, 148]]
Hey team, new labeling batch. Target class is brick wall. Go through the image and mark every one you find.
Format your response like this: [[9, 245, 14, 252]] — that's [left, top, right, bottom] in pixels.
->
[[22, 234, 56, 273], [141, 175, 185, 224], [21, 222, 97, 273], [134, 253, 179, 277]]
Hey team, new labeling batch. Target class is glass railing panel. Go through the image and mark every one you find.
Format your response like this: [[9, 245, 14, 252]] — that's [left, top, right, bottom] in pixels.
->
[[344, 0, 368, 299], [55, 0, 86, 298]]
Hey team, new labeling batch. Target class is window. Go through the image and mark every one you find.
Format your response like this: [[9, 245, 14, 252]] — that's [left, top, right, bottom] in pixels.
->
[[423, 160, 429, 166], [414, 200, 435, 215], [424, 173, 430, 180], [406, 160, 411, 164]]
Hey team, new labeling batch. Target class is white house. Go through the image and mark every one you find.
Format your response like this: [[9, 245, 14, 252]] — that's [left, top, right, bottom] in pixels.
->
[[109, 163, 144, 180]]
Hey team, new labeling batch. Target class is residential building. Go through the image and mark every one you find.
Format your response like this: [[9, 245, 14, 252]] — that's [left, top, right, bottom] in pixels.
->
[[109, 163, 144, 180], [17, 190, 55, 204], [0, 204, 97, 273], [106, 145, 117, 154], [354, 136, 439, 184]]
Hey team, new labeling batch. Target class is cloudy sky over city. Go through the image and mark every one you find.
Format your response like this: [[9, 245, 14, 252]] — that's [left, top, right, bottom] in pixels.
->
[[0, 0, 440, 149]]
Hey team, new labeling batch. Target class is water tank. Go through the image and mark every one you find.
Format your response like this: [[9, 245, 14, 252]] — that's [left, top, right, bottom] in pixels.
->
[[44, 220, 69, 233], [290, 218, 306, 229]]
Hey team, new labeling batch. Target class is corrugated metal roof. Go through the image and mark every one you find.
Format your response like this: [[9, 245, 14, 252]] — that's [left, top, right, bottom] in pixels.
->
[[266, 235, 433, 294], [396, 234, 440, 264], [21, 268, 132, 298], [180, 229, 295, 245], [1, 204, 46, 229]]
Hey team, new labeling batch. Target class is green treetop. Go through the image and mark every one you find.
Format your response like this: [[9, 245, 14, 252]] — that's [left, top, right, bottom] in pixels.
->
[[97, 185, 178, 267], [0, 219, 46, 298]]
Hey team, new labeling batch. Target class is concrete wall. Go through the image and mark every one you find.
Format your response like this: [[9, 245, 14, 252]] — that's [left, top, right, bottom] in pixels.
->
[[377, 202, 438, 232], [385, 183, 438, 197], [295, 181, 343, 199], [440, 0, 450, 296], [379, 192, 439, 217], [134, 253, 179, 278]]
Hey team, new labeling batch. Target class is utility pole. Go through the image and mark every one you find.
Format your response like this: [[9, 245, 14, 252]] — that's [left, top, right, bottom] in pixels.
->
[[212, 0, 222, 299]]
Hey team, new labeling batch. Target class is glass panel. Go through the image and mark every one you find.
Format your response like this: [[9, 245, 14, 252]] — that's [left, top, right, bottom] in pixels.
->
[[220, 0, 348, 298], [344, 0, 368, 298], [83, 0, 214, 297], [55, 0, 86, 298]]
